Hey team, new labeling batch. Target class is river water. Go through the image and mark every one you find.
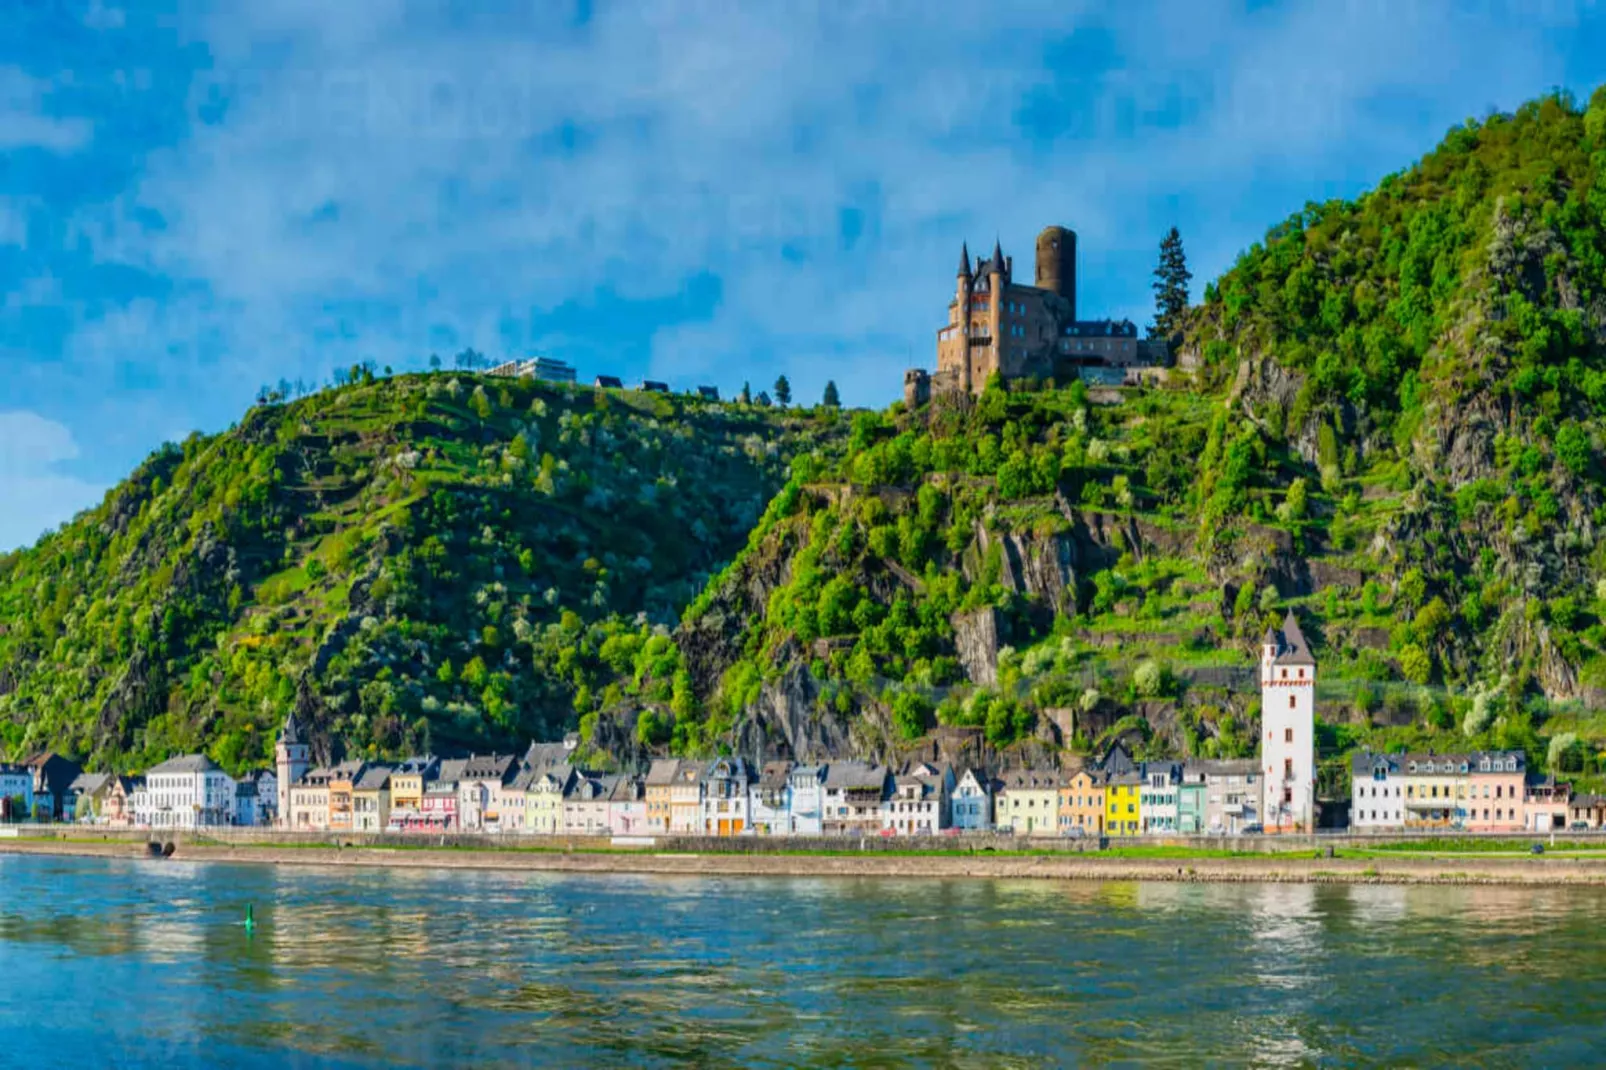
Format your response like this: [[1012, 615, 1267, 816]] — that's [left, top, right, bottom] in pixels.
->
[[1, 853, 1603, 1067]]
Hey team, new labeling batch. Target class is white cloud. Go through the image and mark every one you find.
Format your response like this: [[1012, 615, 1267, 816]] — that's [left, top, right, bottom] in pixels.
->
[[0, 411, 107, 552], [41, 0, 1601, 432], [0, 68, 93, 152]]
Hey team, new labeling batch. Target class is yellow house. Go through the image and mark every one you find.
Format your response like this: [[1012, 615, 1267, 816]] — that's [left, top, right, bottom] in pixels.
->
[[1059, 769, 1105, 836], [1105, 771, 1142, 837], [384, 757, 438, 830], [351, 765, 392, 832], [523, 768, 571, 834]]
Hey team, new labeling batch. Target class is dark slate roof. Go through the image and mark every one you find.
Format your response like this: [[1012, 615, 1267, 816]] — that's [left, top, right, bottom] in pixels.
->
[[392, 756, 440, 777], [68, 772, 111, 796], [607, 776, 644, 803], [1141, 761, 1183, 782], [459, 754, 517, 782], [706, 757, 755, 782], [355, 765, 394, 792], [999, 769, 1060, 791], [1183, 759, 1259, 780], [958, 241, 971, 277], [1099, 742, 1137, 777], [522, 742, 573, 772], [280, 710, 303, 745], [1270, 611, 1316, 666], [594, 375, 623, 389], [640, 380, 669, 392], [697, 385, 719, 400], [148, 754, 223, 775], [824, 761, 888, 792], [1350, 749, 1400, 775], [433, 758, 470, 785]]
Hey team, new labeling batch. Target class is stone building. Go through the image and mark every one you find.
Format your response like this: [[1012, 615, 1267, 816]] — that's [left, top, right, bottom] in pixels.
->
[[908, 225, 1168, 404]]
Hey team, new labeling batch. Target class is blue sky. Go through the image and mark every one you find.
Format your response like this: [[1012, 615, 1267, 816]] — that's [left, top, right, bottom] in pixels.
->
[[3, 0, 1605, 551]]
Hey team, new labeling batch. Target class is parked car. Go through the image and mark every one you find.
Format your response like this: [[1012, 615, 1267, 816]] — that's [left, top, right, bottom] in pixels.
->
[[1240, 823, 1264, 834]]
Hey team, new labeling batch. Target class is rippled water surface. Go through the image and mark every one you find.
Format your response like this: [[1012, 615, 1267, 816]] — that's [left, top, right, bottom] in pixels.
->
[[3, 854, 1605, 1066]]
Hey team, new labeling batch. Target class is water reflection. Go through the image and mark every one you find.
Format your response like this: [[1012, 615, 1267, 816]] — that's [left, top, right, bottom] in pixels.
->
[[4, 855, 1606, 1066]]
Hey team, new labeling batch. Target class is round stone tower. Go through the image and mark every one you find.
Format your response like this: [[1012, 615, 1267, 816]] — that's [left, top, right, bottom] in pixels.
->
[[1035, 225, 1077, 320]]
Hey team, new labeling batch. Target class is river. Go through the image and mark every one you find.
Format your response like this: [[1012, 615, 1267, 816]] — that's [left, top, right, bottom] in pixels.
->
[[1, 853, 1602, 1066]]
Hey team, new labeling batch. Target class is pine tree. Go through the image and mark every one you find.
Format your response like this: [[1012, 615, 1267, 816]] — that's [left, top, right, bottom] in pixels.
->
[[774, 375, 792, 406], [739, 381, 752, 405], [1151, 226, 1192, 337], [822, 380, 840, 408]]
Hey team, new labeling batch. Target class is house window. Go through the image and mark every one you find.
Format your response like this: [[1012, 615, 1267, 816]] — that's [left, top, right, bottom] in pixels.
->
[[1285, 728, 1293, 743], [1289, 695, 1297, 710]]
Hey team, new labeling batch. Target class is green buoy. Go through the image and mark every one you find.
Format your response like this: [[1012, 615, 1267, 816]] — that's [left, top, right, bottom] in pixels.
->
[[245, 904, 256, 933]]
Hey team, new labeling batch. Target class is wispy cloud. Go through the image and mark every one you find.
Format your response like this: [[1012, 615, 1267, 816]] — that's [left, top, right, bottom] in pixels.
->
[[2, 0, 1604, 551], [0, 411, 107, 551]]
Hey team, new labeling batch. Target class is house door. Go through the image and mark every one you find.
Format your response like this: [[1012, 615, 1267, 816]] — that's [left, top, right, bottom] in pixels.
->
[[718, 819, 731, 836]]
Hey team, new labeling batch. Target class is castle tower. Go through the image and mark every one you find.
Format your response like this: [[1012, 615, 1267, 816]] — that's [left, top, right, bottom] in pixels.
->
[[985, 238, 1006, 386], [1260, 611, 1316, 832], [275, 710, 309, 829], [955, 242, 973, 394], [1034, 225, 1077, 320]]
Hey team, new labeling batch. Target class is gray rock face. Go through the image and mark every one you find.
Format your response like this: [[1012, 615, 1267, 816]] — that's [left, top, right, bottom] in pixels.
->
[[951, 606, 1005, 686], [730, 665, 851, 764]]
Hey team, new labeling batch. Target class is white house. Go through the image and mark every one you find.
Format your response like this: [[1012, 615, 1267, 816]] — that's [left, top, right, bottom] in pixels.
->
[[883, 763, 953, 836], [952, 769, 993, 832], [1140, 761, 1182, 834], [1262, 611, 1317, 832], [233, 770, 278, 827], [822, 762, 889, 835], [701, 757, 755, 836], [141, 754, 237, 829], [1350, 751, 1405, 830], [456, 754, 517, 833], [606, 777, 648, 836], [787, 765, 826, 835], [749, 761, 794, 835]]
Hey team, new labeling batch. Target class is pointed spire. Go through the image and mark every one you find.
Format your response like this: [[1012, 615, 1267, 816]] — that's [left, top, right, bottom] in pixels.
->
[[958, 241, 971, 278], [991, 237, 1004, 275], [280, 710, 302, 746]]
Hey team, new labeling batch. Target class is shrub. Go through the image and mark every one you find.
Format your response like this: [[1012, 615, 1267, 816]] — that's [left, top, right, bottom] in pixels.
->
[[1133, 660, 1168, 698]]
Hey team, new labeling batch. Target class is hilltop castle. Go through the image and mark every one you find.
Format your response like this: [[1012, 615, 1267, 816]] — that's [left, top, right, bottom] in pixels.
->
[[905, 225, 1167, 405]]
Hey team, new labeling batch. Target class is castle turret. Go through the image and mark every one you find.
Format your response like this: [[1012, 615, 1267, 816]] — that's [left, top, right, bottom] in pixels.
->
[[986, 239, 1006, 386], [275, 710, 309, 829], [1035, 225, 1076, 320], [1260, 611, 1316, 833]]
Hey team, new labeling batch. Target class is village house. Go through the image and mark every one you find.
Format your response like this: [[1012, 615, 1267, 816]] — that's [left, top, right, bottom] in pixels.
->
[[1140, 761, 1182, 834], [1467, 751, 1526, 832], [1191, 759, 1259, 835], [1526, 774, 1571, 831], [702, 757, 755, 836], [951, 768, 993, 832], [0, 763, 34, 821], [24, 752, 84, 821], [823, 762, 890, 836], [749, 761, 794, 835], [787, 765, 827, 835], [102, 776, 142, 827], [352, 765, 393, 832], [1060, 768, 1105, 836], [1105, 769, 1142, 837], [327, 760, 368, 832], [65, 771, 111, 823], [523, 763, 574, 835], [1401, 753, 1469, 829], [1177, 766, 1206, 834], [607, 777, 647, 835], [669, 762, 705, 834], [384, 757, 440, 831], [1569, 793, 1606, 829], [289, 765, 337, 830], [232, 772, 260, 828], [644, 759, 681, 834], [883, 763, 952, 836], [1350, 751, 1405, 831], [457, 754, 518, 832], [416, 758, 467, 831], [994, 769, 1060, 835], [140, 754, 237, 829], [563, 775, 612, 835]]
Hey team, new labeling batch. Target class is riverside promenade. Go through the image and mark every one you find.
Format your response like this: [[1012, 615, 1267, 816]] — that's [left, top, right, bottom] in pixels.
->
[[6, 827, 1606, 886]]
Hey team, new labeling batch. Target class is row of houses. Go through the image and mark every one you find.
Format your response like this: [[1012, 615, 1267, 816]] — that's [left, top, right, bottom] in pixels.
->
[[1349, 749, 1600, 832]]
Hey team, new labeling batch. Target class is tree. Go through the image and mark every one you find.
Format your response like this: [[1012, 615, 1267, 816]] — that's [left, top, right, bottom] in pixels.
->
[[822, 380, 841, 408], [739, 381, 752, 405], [429, 353, 443, 371], [1151, 226, 1192, 337], [773, 375, 792, 406]]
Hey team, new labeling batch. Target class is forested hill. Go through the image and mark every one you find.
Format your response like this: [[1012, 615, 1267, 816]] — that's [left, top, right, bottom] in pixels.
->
[[0, 374, 845, 773], [7, 85, 1606, 789], [618, 86, 1606, 787]]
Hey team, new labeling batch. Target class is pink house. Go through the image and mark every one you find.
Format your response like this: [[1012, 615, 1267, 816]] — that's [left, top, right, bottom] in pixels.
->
[[1465, 751, 1526, 831], [1525, 775, 1571, 831], [607, 777, 647, 836]]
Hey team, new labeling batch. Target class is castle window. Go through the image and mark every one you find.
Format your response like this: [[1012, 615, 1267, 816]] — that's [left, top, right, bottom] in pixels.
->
[[1289, 695, 1296, 710]]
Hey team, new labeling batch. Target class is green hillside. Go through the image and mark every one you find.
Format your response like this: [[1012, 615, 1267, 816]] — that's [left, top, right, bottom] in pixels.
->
[[0, 374, 844, 772], [6, 85, 1606, 791], [649, 87, 1606, 790]]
